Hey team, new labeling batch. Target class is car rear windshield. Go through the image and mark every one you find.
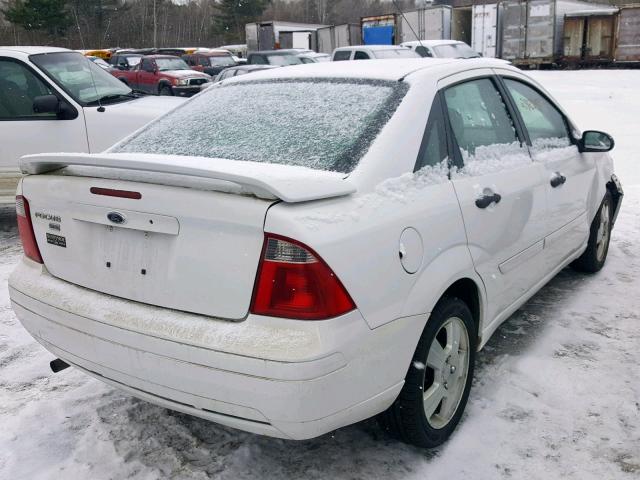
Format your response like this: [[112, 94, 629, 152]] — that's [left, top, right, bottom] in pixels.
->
[[113, 79, 408, 173]]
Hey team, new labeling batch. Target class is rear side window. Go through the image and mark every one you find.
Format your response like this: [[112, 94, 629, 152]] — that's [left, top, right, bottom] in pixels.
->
[[415, 95, 447, 170], [333, 51, 351, 61], [249, 55, 266, 65], [444, 78, 519, 157], [415, 46, 432, 57], [113, 79, 408, 173], [354, 51, 370, 60], [503, 78, 570, 146]]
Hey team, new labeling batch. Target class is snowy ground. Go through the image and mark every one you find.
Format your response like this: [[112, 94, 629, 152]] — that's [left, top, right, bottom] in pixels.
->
[[1, 71, 639, 480]]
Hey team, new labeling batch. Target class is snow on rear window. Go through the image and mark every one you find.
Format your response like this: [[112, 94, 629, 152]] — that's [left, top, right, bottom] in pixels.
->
[[113, 79, 408, 173]]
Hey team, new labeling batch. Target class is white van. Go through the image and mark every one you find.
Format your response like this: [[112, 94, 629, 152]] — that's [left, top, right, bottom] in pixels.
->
[[0, 46, 184, 204]]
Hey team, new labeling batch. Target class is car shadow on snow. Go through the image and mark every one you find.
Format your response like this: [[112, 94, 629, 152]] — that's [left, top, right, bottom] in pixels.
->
[[93, 266, 593, 480]]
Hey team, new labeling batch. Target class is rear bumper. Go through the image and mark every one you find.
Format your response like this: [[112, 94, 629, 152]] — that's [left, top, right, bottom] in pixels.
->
[[9, 259, 425, 439]]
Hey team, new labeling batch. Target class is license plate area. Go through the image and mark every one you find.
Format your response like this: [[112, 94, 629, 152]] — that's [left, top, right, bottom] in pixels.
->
[[98, 225, 171, 279]]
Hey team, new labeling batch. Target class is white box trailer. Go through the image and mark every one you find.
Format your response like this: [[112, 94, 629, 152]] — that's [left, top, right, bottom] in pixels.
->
[[501, 0, 613, 66], [317, 24, 362, 54], [245, 21, 327, 52], [472, 3, 501, 58], [399, 6, 453, 43]]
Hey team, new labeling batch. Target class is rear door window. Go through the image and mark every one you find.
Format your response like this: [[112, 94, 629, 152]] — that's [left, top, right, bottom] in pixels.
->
[[333, 51, 352, 61], [354, 51, 370, 60], [415, 46, 432, 57], [415, 95, 447, 170], [250, 55, 267, 65], [443, 77, 529, 173]]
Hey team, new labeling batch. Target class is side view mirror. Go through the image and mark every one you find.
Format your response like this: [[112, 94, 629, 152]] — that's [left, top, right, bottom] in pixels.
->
[[33, 95, 77, 120], [33, 94, 59, 114], [579, 130, 614, 153], [118, 62, 128, 70]]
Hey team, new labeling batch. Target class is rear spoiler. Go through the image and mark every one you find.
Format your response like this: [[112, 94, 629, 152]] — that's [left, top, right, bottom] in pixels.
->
[[20, 153, 356, 203]]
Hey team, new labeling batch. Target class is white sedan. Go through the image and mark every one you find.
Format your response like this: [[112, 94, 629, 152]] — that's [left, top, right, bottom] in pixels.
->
[[9, 58, 623, 448]]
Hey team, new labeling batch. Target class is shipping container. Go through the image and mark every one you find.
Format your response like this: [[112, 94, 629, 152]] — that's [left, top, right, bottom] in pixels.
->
[[501, 0, 613, 66], [317, 24, 362, 54], [361, 14, 399, 45], [615, 5, 640, 63], [472, 3, 501, 57], [562, 9, 617, 66], [399, 7, 453, 43], [451, 7, 473, 45], [245, 21, 327, 52]]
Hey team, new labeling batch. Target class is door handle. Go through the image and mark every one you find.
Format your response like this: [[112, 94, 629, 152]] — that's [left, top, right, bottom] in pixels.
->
[[475, 192, 502, 209], [550, 173, 567, 188]]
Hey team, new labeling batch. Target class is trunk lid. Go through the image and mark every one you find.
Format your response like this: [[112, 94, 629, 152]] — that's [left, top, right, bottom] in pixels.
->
[[20, 154, 354, 319]]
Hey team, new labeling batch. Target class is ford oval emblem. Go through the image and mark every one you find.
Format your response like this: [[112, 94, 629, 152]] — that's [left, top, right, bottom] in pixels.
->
[[107, 212, 126, 225]]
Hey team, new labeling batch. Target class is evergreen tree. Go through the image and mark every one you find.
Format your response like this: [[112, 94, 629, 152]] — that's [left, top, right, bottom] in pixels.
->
[[3, 0, 71, 36], [214, 0, 270, 42]]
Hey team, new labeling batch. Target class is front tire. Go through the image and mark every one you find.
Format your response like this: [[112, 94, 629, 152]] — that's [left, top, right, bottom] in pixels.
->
[[378, 296, 476, 448], [159, 85, 174, 96], [571, 191, 612, 273]]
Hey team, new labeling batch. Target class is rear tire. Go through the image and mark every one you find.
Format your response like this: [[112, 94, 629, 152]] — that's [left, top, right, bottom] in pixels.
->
[[571, 191, 612, 273], [378, 296, 476, 448], [159, 85, 174, 96]]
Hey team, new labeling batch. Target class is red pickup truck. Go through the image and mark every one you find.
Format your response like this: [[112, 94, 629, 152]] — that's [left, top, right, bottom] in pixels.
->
[[112, 55, 211, 97]]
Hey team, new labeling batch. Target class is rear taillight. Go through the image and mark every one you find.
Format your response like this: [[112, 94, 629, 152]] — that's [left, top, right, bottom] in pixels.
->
[[16, 195, 43, 264], [250, 234, 355, 320]]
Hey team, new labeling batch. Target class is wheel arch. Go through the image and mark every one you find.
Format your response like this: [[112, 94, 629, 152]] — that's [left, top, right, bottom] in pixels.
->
[[158, 81, 172, 93], [606, 178, 623, 226], [440, 278, 482, 340], [401, 244, 487, 342]]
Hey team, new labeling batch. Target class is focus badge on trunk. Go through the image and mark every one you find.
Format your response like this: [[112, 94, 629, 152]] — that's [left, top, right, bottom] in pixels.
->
[[107, 212, 126, 225]]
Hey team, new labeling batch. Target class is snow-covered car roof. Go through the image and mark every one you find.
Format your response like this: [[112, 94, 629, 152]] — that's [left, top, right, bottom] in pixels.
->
[[334, 45, 412, 52], [224, 58, 514, 83], [401, 40, 466, 48]]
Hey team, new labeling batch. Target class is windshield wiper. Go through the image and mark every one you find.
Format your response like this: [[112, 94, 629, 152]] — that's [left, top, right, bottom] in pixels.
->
[[88, 92, 137, 106]]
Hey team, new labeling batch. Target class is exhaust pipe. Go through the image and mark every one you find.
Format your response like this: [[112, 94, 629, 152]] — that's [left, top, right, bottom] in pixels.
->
[[50, 358, 70, 373]]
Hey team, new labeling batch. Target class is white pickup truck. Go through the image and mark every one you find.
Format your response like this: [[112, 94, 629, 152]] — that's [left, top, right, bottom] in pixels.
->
[[0, 46, 185, 204]]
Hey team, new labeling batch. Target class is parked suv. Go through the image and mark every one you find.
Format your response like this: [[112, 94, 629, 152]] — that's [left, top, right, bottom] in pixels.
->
[[10, 59, 622, 448], [401, 40, 481, 59], [332, 45, 419, 61], [0, 46, 184, 204], [183, 50, 237, 76], [111, 55, 210, 96]]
